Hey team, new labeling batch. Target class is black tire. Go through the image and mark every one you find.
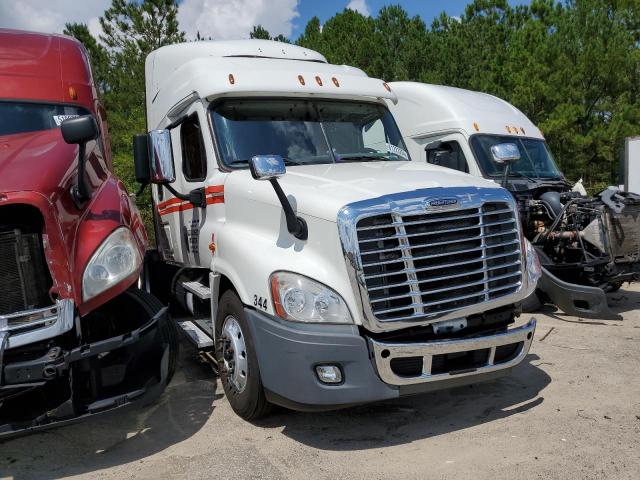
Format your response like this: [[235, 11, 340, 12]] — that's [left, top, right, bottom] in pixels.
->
[[215, 290, 271, 420], [126, 288, 179, 385], [521, 290, 543, 313]]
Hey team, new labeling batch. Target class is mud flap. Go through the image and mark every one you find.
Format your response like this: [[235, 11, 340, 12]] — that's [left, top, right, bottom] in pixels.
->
[[538, 267, 621, 320]]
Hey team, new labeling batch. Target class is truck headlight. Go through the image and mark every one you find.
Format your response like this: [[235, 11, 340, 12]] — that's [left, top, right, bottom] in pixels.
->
[[270, 272, 353, 324], [524, 237, 542, 286], [83, 227, 142, 301]]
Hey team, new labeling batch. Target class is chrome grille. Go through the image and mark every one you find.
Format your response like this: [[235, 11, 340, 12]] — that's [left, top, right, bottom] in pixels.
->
[[356, 201, 522, 324]]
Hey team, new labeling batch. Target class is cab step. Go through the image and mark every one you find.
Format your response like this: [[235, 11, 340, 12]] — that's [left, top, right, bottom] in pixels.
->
[[182, 281, 211, 300], [177, 320, 213, 348]]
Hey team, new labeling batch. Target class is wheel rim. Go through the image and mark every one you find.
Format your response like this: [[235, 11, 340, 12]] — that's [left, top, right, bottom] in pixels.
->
[[221, 315, 248, 393]]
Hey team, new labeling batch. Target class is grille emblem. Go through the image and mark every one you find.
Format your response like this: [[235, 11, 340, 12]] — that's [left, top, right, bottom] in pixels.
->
[[426, 198, 458, 209]]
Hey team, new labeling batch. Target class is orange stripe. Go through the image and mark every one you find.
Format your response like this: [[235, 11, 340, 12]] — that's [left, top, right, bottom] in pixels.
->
[[157, 186, 225, 216], [157, 196, 184, 210]]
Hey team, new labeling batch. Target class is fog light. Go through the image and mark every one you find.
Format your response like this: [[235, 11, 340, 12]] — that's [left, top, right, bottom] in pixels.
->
[[315, 365, 342, 384]]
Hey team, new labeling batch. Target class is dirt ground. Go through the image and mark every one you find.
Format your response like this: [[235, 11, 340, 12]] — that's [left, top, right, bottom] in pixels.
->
[[2, 285, 639, 480]]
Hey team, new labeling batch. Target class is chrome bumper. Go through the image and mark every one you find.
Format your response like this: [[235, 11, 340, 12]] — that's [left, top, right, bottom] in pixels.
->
[[369, 318, 536, 386], [0, 300, 75, 350]]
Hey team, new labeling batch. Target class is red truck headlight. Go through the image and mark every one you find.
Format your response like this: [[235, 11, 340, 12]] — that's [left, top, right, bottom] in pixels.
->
[[82, 227, 142, 301]]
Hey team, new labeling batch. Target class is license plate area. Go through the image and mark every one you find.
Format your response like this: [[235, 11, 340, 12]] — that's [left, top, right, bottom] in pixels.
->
[[432, 317, 467, 335]]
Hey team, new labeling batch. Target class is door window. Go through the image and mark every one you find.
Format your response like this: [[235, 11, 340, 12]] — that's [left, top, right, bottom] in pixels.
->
[[181, 114, 207, 181], [426, 141, 469, 173]]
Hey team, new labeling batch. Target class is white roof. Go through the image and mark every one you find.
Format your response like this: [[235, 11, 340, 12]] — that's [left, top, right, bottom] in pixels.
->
[[388, 81, 543, 140], [145, 40, 397, 129]]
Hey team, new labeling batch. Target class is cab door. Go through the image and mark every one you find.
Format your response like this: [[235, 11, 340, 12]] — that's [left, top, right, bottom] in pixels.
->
[[155, 102, 225, 267]]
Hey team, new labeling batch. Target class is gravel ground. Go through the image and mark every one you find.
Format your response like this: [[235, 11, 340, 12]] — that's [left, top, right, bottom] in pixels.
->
[[2, 285, 639, 480]]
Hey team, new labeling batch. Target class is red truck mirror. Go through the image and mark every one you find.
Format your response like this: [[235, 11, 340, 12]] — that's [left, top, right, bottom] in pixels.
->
[[61, 115, 98, 144], [61, 115, 98, 202]]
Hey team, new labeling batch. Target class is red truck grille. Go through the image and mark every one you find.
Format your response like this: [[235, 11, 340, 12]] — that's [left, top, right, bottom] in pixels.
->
[[0, 228, 51, 315]]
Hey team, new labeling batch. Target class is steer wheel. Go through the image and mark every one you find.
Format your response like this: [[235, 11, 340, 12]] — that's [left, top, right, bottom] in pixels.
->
[[214, 290, 272, 420]]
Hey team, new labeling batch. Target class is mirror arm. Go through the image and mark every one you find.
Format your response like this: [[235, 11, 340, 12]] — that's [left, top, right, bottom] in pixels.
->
[[165, 115, 187, 131], [72, 142, 91, 203], [501, 162, 511, 189], [268, 178, 308, 240], [163, 183, 206, 208]]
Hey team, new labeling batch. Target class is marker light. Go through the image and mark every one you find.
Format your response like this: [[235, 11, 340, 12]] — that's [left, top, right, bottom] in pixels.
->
[[68, 86, 78, 100], [473, 122, 480, 132], [228, 74, 235, 85], [332, 77, 340, 87], [383, 82, 391, 92], [315, 75, 323, 86], [298, 75, 305, 85]]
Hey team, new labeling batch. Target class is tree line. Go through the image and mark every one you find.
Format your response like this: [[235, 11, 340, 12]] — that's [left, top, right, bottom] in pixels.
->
[[65, 0, 640, 208]]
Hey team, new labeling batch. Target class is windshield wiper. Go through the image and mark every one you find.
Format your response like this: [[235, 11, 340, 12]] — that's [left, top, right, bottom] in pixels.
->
[[228, 157, 304, 167], [336, 154, 394, 163], [507, 171, 537, 182]]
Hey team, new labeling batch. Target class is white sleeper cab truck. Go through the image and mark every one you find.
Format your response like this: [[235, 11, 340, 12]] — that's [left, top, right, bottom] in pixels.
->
[[132, 40, 541, 420], [388, 82, 640, 320]]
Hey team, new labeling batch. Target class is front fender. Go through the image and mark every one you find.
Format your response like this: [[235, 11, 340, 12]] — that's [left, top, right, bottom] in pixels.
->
[[212, 207, 361, 324], [73, 174, 148, 315]]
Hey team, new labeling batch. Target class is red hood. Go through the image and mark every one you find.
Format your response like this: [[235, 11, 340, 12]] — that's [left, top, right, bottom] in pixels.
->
[[0, 129, 76, 197]]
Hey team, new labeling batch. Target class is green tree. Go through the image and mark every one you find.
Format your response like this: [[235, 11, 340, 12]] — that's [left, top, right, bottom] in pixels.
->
[[297, 10, 378, 76], [250, 24, 290, 42], [250, 24, 271, 39]]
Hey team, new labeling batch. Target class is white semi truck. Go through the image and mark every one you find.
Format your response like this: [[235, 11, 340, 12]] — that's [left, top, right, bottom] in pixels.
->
[[388, 82, 640, 319], [132, 40, 540, 419]]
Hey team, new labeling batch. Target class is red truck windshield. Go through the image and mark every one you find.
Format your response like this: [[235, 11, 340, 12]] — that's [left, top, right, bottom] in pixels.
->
[[0, 101, 87, 136]]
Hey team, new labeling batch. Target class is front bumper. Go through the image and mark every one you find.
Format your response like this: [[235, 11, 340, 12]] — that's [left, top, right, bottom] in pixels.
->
[[0, 305, 171, 439], [246, 309, 536, 411], [369, 319, 536, 386], [1, 300, 75, 349]]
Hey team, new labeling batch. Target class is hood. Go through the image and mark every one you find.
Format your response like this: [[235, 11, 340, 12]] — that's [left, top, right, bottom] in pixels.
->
[[226, 160, 502, 221], [0, 129, 76, 197]]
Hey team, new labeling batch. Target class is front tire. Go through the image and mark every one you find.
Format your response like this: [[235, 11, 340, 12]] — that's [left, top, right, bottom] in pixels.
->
[[215, 290, 271, 420]]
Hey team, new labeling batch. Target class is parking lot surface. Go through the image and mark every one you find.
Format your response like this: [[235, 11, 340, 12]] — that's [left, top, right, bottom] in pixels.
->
[[2, 285, 639, 480]]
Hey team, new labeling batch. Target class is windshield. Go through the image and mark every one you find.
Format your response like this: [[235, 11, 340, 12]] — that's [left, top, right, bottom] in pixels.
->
[[211, 99, 410, 168], [0, 101, 87, 136], [470, 135, 563, 179]]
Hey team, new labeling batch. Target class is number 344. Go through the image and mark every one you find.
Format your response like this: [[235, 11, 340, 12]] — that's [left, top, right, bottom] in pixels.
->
[[253, 295, 268, 311]]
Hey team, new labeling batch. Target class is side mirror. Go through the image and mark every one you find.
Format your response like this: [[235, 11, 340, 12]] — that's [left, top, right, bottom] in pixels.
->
[[61, 115, 99, 202], [249, 155, 286, 180], [133, 134, 150, 184], [148, 130, 176, 184], [249, 154, 307, 240], [490, 143, 520, 164], [61, 115, 98, 145]]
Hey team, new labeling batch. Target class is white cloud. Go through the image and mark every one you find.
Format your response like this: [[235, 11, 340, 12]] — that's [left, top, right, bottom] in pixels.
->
[[346, 0, 370, 17], [0, 0, 110, 35], [178, 0, 300, 40]]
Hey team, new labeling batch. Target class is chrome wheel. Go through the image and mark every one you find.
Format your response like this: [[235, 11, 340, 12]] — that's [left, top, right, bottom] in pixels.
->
[[221, 315, 248, 393]]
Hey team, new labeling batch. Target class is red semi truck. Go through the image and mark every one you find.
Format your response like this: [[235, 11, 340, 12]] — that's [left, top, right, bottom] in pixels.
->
[[0, 29, 178, 437]]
